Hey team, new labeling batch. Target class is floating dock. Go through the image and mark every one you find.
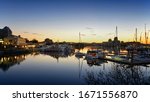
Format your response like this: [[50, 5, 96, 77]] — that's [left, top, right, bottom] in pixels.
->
[[101, 58, 150, 66]]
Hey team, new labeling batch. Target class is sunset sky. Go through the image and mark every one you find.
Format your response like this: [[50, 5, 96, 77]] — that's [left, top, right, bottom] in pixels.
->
[[0, 0, 150, 43]]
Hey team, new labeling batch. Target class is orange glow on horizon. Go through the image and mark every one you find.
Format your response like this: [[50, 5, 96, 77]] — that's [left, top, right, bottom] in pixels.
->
[[13, 31, 150, 43]]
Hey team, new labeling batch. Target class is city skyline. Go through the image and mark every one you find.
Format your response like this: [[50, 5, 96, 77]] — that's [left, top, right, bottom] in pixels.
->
[[0, 0, 150, 43]]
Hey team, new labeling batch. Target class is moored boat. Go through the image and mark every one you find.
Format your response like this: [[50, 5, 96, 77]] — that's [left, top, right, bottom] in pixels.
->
[[133, 55, 150, 63], [110, 55, 129, 61], [85, 49, 106, 59], [40, 44, 74, 53]]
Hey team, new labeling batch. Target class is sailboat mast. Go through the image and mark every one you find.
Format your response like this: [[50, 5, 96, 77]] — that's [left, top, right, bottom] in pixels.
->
[[140, 32, 142, 43], [148, 31, 149, 44], [145, 24, 147, 44], [135, 28, 138, 42], [116, 26, 118, 38], [79, 32, 81, 43]]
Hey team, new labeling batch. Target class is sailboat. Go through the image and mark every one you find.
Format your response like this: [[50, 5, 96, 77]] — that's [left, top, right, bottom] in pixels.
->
[[127, 26, 150, 63], [75, 32, 85, 58]]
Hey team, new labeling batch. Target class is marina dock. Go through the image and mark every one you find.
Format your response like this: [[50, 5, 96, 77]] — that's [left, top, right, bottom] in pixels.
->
[[102, 57, 150, 66]]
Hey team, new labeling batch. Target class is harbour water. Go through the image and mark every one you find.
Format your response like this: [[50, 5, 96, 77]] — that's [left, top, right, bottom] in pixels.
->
[[0, 47, 150, 85]]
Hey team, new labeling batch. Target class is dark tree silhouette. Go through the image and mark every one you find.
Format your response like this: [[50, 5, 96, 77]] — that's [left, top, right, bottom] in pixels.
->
[[31, 39, 38, 43], [44, 38, 53, 45]]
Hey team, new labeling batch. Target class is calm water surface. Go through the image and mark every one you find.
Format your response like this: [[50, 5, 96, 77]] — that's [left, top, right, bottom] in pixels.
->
[[0, 49, 150, 85]]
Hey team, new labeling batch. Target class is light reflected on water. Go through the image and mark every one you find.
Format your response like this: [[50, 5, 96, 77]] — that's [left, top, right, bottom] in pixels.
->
[[0, 50, 150, 85]]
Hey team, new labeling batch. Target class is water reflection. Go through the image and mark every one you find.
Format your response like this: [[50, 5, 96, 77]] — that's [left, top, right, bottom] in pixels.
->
[[0, 48, 150, 85], [76, 57, 84, 78], [41, 52, 74, 63], [0, 55, 26, 71], [84, 63, 150, 85]]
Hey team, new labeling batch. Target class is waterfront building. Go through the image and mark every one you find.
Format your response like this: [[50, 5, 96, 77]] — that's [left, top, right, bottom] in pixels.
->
[[0, 39, 3, 44], [3, 35, 26, 48]]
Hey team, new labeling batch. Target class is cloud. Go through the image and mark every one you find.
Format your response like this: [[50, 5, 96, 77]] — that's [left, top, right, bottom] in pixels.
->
[[80, 34, 86, 36], [32, 33, 38, 34], [86, 27, 93, 30], [107, 33, 114, 35], [23, 32, 43, 36], [32, 33, 43, 36], [24, 32, 29, 33], [91, 34, 96, 36]]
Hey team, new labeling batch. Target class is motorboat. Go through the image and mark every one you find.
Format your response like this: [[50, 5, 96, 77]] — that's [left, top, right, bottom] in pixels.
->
[[110, 55, 129, 61], [85, 49, 106, 59]]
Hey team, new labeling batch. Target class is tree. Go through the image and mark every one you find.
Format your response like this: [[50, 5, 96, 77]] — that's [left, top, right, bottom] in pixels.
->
[[25, 38, 30, 43], [108, 39, 112, 42], [31, 39, 38, 43], [114, 37, 118, 41], [44, 38, 53, 45]]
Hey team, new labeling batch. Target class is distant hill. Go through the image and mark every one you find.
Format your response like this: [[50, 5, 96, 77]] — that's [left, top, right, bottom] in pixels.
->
[[0, 26, 12, 39]]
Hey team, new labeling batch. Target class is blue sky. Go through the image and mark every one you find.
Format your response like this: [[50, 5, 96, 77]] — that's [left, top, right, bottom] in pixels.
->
[[0, 0, 150, 42]]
